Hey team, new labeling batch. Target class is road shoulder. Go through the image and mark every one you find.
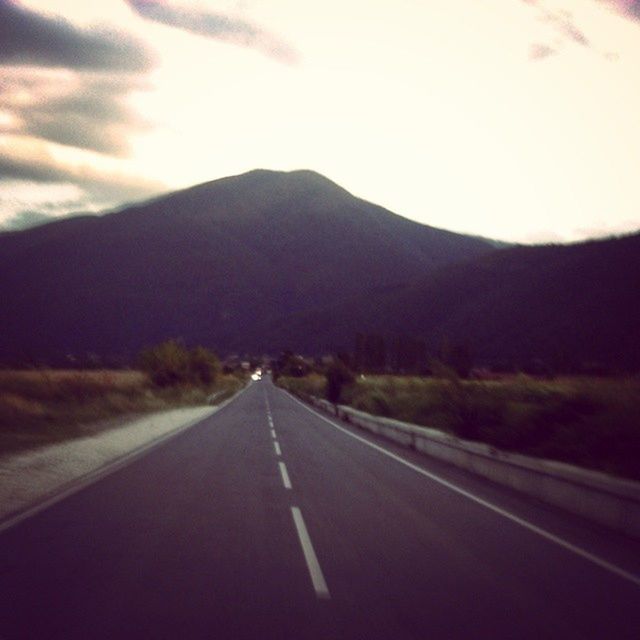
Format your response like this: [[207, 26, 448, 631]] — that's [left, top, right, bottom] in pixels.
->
[[0, 406, 215, 526]]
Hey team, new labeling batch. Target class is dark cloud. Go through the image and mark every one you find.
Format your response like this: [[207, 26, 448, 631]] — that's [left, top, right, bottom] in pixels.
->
[[24, 116, 132, 157], [0, 148, 165, 203], [2, 209, 54, 230], [124, 0, 299, 65], [610, 0, 640, 20], [1, 75, 151, 156], [0, 3, 162, 223], [0, 0, 154, 72]]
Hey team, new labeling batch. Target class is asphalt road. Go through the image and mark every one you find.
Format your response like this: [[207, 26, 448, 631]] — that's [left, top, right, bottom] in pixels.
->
[[1, 377, 640, 639]]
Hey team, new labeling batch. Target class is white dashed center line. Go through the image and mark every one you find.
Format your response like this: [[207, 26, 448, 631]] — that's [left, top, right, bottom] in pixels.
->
[[265, 388, 329, 599], [291, 506, 330, 599], [279, 461, 292, 489]]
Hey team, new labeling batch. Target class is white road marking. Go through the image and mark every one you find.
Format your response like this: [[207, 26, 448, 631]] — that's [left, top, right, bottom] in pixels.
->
[[286, 392, 640, 589], [279, 461, 292, 489], [291, 506, 331, 599], [270, 429, 277, 439], [264, 390, 272, 416], [0, 384, 252, 535], [274, 441, 282, 456], [264, 390, 275, 427]]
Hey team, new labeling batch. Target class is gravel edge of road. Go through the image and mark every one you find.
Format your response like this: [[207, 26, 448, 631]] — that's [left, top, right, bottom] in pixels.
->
[[0, 404, 222, 527]]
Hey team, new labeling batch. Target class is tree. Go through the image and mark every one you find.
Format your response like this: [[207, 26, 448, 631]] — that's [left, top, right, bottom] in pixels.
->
[[354, 333, 386, 372], [392, 335, 427, 374], [274, 351, 310, 378], [188, 346, 220, 385], [440, 339, 473, 379], [139, 340, 219, 387], [326, 360, 355, 404], [139, 340, 190, 387]]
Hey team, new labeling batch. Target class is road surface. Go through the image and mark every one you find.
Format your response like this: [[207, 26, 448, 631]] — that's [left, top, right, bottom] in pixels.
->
[[1, 377, 639, 639]]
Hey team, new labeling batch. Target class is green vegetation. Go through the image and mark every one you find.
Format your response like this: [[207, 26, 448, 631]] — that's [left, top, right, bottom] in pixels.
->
[[138, 340, 220, 387], [272, 351, 312, 379], [325, 360, 355, 404], [0, 348, 244, 455], [276, 373, 326, 402], [277, 372, 640, 481]]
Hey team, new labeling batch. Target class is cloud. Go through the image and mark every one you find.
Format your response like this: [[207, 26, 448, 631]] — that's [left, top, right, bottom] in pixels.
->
[[557, 18, 590, 46], [0, 3, 155, 157], [0, 179, 89, 227], [602, 0, 640, 21], [0, 0, 154, 72], [521, 229, 568, 244], [0, 3, 161, 223], [124, 0, 299, 65], [0, 73, 151, 156], [573, 219, 640, 240], [529, 43, 556, 60], [0, 145, 165, 203], [539, 8, 590, 47], [2, 209, 54, 230], [520, 0, 592, 59]]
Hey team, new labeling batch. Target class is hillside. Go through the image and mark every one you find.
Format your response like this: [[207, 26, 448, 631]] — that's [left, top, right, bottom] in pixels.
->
[[0, 169, 495, 364], [269, 233, 640, 371]]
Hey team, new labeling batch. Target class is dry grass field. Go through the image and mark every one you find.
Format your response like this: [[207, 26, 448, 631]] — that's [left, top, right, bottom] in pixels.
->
[[0, 369, 243, 455]]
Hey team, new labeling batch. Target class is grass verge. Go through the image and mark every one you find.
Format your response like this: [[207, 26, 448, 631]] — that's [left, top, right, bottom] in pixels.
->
[[277, 374, 640, 482]]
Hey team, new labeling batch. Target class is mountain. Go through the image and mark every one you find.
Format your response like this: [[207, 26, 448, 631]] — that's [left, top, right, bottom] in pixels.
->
[[0, 169, 496, 364], [267, 232, 640, 372]]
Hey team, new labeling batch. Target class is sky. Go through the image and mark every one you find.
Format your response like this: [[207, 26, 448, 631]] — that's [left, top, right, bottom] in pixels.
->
[[1, 0, 640, 243]]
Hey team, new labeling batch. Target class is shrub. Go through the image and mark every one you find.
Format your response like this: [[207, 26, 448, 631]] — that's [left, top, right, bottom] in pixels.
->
[[139, 340, 190, 387], [352, 390, 392, 417], [138, 341, 219, 388], [326, 361, 355, 404], [188, 346, 220, 386], [276, 374, 326, 400], [436, 380, 503, 439]]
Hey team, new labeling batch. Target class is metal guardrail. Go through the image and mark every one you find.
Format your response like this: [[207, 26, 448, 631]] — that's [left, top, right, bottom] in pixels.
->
[[306, 396, 640, 540]]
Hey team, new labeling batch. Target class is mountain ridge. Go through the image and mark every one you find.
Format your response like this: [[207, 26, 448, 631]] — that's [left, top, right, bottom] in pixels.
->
[[0, 169, 496, 363], [3, 168, 635, 370], [263, 231, 640, 371]]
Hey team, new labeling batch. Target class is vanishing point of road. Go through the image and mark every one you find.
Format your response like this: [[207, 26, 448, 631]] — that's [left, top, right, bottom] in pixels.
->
[[1, 377, 640, 639]]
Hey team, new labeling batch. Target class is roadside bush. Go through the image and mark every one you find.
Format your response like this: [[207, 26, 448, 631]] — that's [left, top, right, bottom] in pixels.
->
[[280, 370, 640, 480], [326, 361, 355, 404], [352, 390, 392, 417], [275, 374, 326, 401], [138, 341, 219, 388], [188, 346, 220, 386], [437, 380, 503, 440]]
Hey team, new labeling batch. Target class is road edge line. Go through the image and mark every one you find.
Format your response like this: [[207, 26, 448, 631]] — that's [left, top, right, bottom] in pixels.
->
[[284, 390, 640, 589], [0, 384, 250, 534]]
